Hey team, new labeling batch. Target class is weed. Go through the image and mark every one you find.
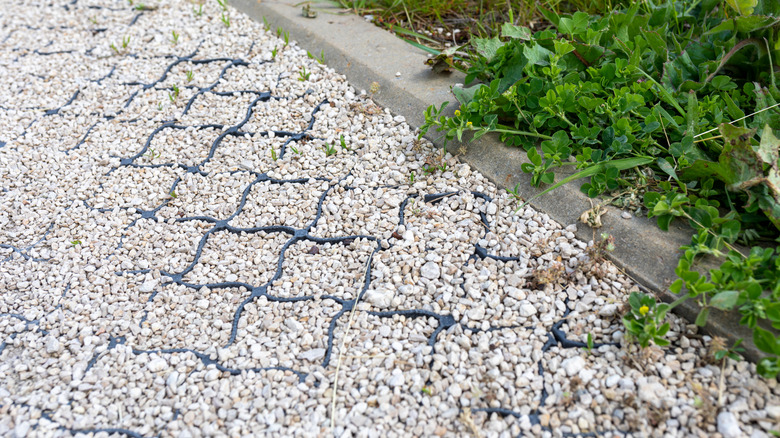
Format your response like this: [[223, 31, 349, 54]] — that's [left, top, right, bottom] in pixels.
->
[[531, 257, 566, 287], [276, 27, 289, 46], [307, 49, 325, 64], [408, 171, 415, 184], [338, 134, 349, 151], [168, 84, 180, 102], [368, 81, 380, 96], [290, 146, 300, 155], [157, 102, 163, 111], [171, 30, 179, 45], [271, 46, 278, 59], [144, 147, 161, 160], [186, 70, 194, 82], [298, 66, 310, 81], [420, 387, 431, 395], [89, 16, 98, 25], [584, 333, 594, 354], [262, 16, 269, 29], [169, 190, 177, 199], [70, 240, 82, 246], [622, 292, 671, 349], [221, 12, 230, 27], [109, 43, 119, 54], [506, 183, 523, 202], [270, 146, 278, 161], [193, 4, 204, 16], [323, 141, 337, 157], [216, 0, 228, 10], [121, 35, 130, 49]]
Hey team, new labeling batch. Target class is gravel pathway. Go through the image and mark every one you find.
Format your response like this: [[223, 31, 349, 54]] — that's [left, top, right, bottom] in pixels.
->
[[1, 1, 779, 437]]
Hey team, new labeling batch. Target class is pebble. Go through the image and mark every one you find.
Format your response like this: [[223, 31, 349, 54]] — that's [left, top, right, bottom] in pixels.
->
[[299, 348, 326, 362], [561, 356, 586, 377], [147, 358, 168, 373], [420, 261, 440, 280], [717, 411, 742, 438]]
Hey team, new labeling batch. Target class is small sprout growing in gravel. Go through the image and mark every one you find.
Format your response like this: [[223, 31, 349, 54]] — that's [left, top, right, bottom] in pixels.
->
[[221, 12, 230, 27], [276, 27, 289, 46], [323, 141, 337, 157], [89, 16, 98, 25], [409, 171, 415, 184], [144, 147, 161, 160], [263, 16, 269, 29], [70, 240, 82, 246], [270, 146, 278, 161], [169, 190, 177, 198], [290, 146, 300, 155], [584, 333, 594, 353], [420, 387, 431, 395], [193, 4, 204, 16], [216, 0, 228, 10], [171, 30, 179, 45], [122, 35, 130, 49], [369, 81, 380, 96], [298, 66, 310, 81], [339, 134, 349, 151], [169, 84, 180, 102], [271, 47, 278, 59], [307, 49, 325, 64], [186, 70, 194, 82], [506, 183, 523, 202], [157, 102, 163, 111], [109, 43, 119, 54]]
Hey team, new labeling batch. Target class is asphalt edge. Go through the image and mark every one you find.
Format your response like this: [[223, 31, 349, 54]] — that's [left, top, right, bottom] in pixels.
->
[[231, 0, 764, 362]]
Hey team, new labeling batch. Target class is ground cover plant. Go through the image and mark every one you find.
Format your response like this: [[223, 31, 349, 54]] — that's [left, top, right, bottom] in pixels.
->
[[416, 0, 780, 377]]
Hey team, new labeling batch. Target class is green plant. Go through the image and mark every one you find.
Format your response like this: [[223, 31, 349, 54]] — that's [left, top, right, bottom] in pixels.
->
[[186, 70, 194, 82], [420, 0, 780, 377], [169, 84, 180, 102], [70, 240, 82, 246], [308, 49, 325, 64], [277, 27, 289, 46], [157, 102, 163, 111], [193, 4, 204, 16], [622, 292, 671, 348], [169, 190, 177, 198], [409, 171, 415, 184], [144, 147, 161, 160], [290, 146, 300, 155], [339, 134, 349, 150], [171, 30, 179, 45], [584, 332, 594, 353], [221, 12, 230, 27], [89, 16, 98, 25], [298, 66, 310, 81], [109, 43, 119, 54], [216, 0, 228, 10], [271, 46, 278, 59], [122, 35, 130, 49], [271, 146, 278, 161], [323, 141, 337, 157]]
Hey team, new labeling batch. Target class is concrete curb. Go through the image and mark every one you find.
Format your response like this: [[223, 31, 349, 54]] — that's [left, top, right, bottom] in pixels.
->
[[232, 0, 763, 362]]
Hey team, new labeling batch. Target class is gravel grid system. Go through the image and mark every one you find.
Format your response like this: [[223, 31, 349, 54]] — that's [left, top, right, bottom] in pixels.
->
[[1, 1, 779, 437]]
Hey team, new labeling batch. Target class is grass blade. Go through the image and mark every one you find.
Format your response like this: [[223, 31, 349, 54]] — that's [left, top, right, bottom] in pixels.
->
[[518, 156, 654, 210]]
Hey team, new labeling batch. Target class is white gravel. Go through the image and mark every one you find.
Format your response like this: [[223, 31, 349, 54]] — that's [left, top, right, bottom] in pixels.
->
[[1, 0, 779, 437]]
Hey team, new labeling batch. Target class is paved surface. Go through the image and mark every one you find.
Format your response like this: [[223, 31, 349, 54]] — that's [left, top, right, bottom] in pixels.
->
[[1, 1, 779, 437]]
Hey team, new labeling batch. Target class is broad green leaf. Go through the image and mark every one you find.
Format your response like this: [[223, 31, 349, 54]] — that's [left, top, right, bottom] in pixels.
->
[[695, 307, 710, 326], [719, 123, 763, 190], [558, 12, 589, 38], [473, 37, 505, 62], [753, 326, 780, 355], [501, 23, 531, 41], [656, 158, 679, 182], [725, 0, 758, 16], [452, 84, 481, 106], [517, 156, 653, 210], [523, 43, 553, 66], [709, 290, 740, 310]]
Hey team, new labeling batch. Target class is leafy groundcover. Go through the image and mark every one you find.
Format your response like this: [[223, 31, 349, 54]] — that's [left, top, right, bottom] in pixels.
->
[[419, 0, 780, 376]]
